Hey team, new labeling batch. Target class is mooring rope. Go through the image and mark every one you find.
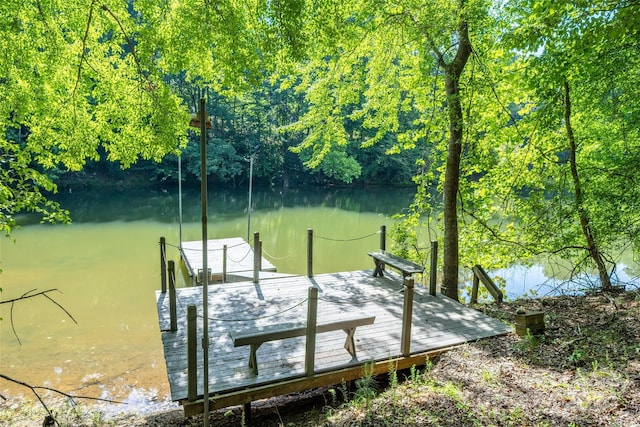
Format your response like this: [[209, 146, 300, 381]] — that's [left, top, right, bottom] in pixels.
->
[[318, 283, 406, 305], [204, 297, 309, 322], [166, 241, 247, 252], [261, 247, 291, 261], [313, 230, 379, 242], [226, 248, 253, 263]]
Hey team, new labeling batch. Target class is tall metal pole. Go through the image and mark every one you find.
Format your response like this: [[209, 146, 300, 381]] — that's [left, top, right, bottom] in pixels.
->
[[178, 154, 183, 246], [198, 98, 210, 426], [247, 154, 254, 241]]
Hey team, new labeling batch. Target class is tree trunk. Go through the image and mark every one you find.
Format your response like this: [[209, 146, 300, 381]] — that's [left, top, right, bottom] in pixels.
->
[[439, 16, 472, 301], [563, 81, 612, 291]]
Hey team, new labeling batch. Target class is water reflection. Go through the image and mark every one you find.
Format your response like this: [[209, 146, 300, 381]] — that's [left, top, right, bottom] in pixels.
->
[[27, 186, 417, 224]]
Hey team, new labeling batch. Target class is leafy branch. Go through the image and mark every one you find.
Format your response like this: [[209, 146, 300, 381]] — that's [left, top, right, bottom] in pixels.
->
[[73, 0, 98, 98]]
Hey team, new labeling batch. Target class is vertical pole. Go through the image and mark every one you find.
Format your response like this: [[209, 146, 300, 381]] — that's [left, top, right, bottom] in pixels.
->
[[258, 240, 263, 271], [169, 261, 177, 332], [305, 287, 318, 376], [178, 155, 183, 247], [247, 155, 254, 242], [160, 237, 167, 293], [429, 241, 438, 296], [222, 245, 227, 283], [401, 278, 415, 357], [198, 98, 210, 426], [243, 402, 252, 425], [380, 225, 386, 253], [187, 304, 197, 402], [307, 229, 313, 278], [471, 273, 479, 304], [253, 232, 260, 284]]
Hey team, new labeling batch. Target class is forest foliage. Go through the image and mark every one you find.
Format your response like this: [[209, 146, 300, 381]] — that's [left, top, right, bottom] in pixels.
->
[[2, 0, 640, 294]]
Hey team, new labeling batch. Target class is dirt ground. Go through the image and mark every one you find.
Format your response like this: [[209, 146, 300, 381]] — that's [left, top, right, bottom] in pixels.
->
[[3, 289, 640, 426]]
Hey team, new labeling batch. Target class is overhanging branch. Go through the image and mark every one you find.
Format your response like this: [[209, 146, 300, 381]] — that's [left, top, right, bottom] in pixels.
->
[[1, 288, 77, 345]]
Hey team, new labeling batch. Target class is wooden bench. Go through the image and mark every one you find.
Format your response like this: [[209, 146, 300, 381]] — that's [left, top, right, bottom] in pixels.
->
[[367, 251, 424, 278], [229, 315, 375, 375]]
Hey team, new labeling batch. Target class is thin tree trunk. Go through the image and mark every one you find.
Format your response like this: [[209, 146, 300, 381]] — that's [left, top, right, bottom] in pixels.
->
[[563, 81, 612, 291], [441, 72, 463, 301], [440, 14, 472, 301]]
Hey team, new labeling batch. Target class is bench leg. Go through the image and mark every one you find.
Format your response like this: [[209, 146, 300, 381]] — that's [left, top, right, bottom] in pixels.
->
[[372, 260, 385, 277], [249, 343, 261, 375], [343, 327, 358, 361]]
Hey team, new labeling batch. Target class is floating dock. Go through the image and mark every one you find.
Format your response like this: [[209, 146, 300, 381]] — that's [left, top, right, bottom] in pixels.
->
[[155, 266, 511, 415], [179, 237, 278, 285]]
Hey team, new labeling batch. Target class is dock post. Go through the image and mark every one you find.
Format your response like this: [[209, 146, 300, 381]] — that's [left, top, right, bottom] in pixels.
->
[[380, 225, 386, 252], [168, 261, 177, 332], [305, 287, 318, 376], [401, 278, 415, 357], [222, 245, 227, 283], [160, 237, 167, 293], [258, 240, 263, 271], [429, 241, 438, 296], [243, 402, 252, 425], [307, 229, 313, 278], [253, 232, 260, 283], [471, 272, 479, 304], [187, 305, 197, 402]]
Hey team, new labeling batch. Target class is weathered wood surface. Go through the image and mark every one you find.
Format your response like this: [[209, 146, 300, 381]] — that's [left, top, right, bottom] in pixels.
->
[[180, 238, 277, 284], [156, 269, 511, 403], [368, 251, 424, 278], [471, 264, 504, 303], [231, 313, 375, 375]]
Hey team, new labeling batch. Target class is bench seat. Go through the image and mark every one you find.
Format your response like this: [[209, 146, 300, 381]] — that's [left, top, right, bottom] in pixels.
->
[[230, 314, 375, 375], [368, 251, 424, 278]]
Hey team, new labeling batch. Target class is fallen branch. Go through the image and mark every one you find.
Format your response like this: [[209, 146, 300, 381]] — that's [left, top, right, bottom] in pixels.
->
[[0, 373, 123, 427]]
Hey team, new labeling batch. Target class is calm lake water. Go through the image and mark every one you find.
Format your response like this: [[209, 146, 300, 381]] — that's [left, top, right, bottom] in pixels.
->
[[0, 186, 414, 408], [2, 185, 638, 410]]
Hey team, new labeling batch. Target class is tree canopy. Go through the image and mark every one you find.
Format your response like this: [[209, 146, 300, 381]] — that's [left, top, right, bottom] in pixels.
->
[[3, 0, 640, 295]]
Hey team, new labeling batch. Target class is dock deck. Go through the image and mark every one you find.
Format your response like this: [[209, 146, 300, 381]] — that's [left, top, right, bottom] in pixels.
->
[[155, 269, 511, 414], [179, 238, 278, 285]]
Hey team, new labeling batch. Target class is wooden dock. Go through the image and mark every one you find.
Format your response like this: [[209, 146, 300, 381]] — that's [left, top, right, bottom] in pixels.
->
[[155, 269, 511, 415], [179, 237, 278, 285]]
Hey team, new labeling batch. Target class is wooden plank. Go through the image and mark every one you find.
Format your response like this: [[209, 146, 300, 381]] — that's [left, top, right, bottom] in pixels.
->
[[183, 347, 454, 416], [472, 265, 503, 302], [156, 269, 511, 404]]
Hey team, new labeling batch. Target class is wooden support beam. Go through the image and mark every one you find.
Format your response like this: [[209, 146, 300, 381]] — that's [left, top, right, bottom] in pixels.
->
[[471, 265, 503, 303], [168, 261, 177, 332], [222, 245, 227, 283], [305, 287, 318, 376], [307, 229, 313, 278], [187, 305, 198, 402], [253, 232, 260, 284], [429, 241, 437, 296], [243, 402, 252, 425], [160, 237, 167, 293], [182, 347, 454, 417], [380, 225, 386, 252], [401, 278, 414, 357], [471, 274, 480, 304]]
